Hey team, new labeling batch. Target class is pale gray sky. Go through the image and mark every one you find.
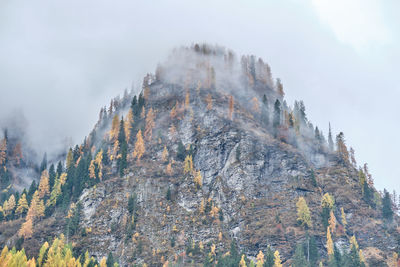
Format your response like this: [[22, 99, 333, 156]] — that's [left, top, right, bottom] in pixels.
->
[[0, 0, 399, 193]]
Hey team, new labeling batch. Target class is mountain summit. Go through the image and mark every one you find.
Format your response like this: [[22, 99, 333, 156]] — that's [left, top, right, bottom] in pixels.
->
[[0, 44, 398, 266]]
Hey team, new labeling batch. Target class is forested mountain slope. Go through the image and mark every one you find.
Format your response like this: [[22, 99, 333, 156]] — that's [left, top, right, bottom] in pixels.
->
[[0, 44, 398, 267]]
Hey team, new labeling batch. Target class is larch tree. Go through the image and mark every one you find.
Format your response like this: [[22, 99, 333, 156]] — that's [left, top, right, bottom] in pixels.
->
[[4, 194, 16, 216], [296, 197, 312, 228], [95, 150, 103, 180], [133, 130, 145, 161], [0, 138, 7, 165], [239, 255, 247, 267], [144, 86, 150, 101], [336, 132, 349, 162], [161, 146, 169, 162], [185, 90, 190, 108], [110, 115, 120, 142], [228, 95, 234, 120], [328, 210, 336, 235], [251, 97, 260, 113], [144, 108, 155, 141], [27, 191, 44, 220], [326, 227, 334, 257], [48, 176, 62, 207], [183, 155, 193, 174], [89, 160, 96, 179], [170, 105, 177, 119], [166, 162, 172, 176], [13, 143, 23, 166], [274, 250, 282, 267], [38, 170, 50, 199], [16, 193, 28, 215], [66, 148, 74, 170], [141, 106, 146, 119], [193, 170, 202, 188], [124, 109, 134, 143], [341, 207, 347, 232], [206, 94, 213, 110], [18, 216, 33, 239], [256, 251, 264, 267]]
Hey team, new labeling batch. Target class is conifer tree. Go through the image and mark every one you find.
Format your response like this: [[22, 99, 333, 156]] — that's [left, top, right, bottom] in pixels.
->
[[38, 170, 50, 199], [27, 191, 44, 220], [341, 207, 347, 232], [328, 123, 334, 151], [166, 162, 172, 176], [162, 146, 168, 162], [0, 138, 7, 166], [48, 164, 56, 191], [326, 227, 334, 256], [274, 250, 282, 267], [89, 160, 96, 179], [296, 197, 312, 228], [273, 99, 281, 132], [206, 94, 213, 110], [184, 155, 193, 174], [328, 210, 336, 235], [144, 108, 155, 141], [39, 153, 47, 173], [256, 251, 264, 267], [66, 148, 74, 170], [382, 189, 394, 221], [239, 254, 247, 267], [4, 194, 16, 216], [185, 90, 190, 108], [48, 176, 62, 207], [124, 109, 134, 143], [170, 105, 177, 119], [293, 244, 307, 267], [336, 132, 349, 162], [18, 216, 33, 239], [251, 97, 260, 113], [13, 143, 23, 166], [228, 95, 234, 120], [261, 94, 270, 126], [95, 150, 103, 180], [16, 193, 28, 215], [118, 118, 127, 177], [321, 193, 335, 228], [193, 170, 202, 188], [110, 115, 120, 142], [133, 130, 145, 161]]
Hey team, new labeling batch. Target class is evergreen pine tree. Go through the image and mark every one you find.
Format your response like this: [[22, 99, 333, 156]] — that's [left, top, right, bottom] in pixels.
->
[[118, 119, 127, 177], [56, 161, 63, 176], [39, 153, 47, 173], [106, 252, 114, 267], [273, 99, 281, 137], [382, 189, 394, 221], [49, 164, 56, 191], [293, 244, 307, 267], [176, 141, 186, 161]]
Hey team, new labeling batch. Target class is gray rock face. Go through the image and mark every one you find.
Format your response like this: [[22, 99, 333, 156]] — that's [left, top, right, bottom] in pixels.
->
[[69, 81, 397, 266]]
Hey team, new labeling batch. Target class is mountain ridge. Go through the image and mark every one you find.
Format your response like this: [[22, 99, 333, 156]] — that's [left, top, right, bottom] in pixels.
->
[[0, 44, 398, 267]]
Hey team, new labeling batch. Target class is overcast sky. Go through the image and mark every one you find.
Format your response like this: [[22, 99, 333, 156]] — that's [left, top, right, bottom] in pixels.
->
[[0, 0, 399, 194]]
